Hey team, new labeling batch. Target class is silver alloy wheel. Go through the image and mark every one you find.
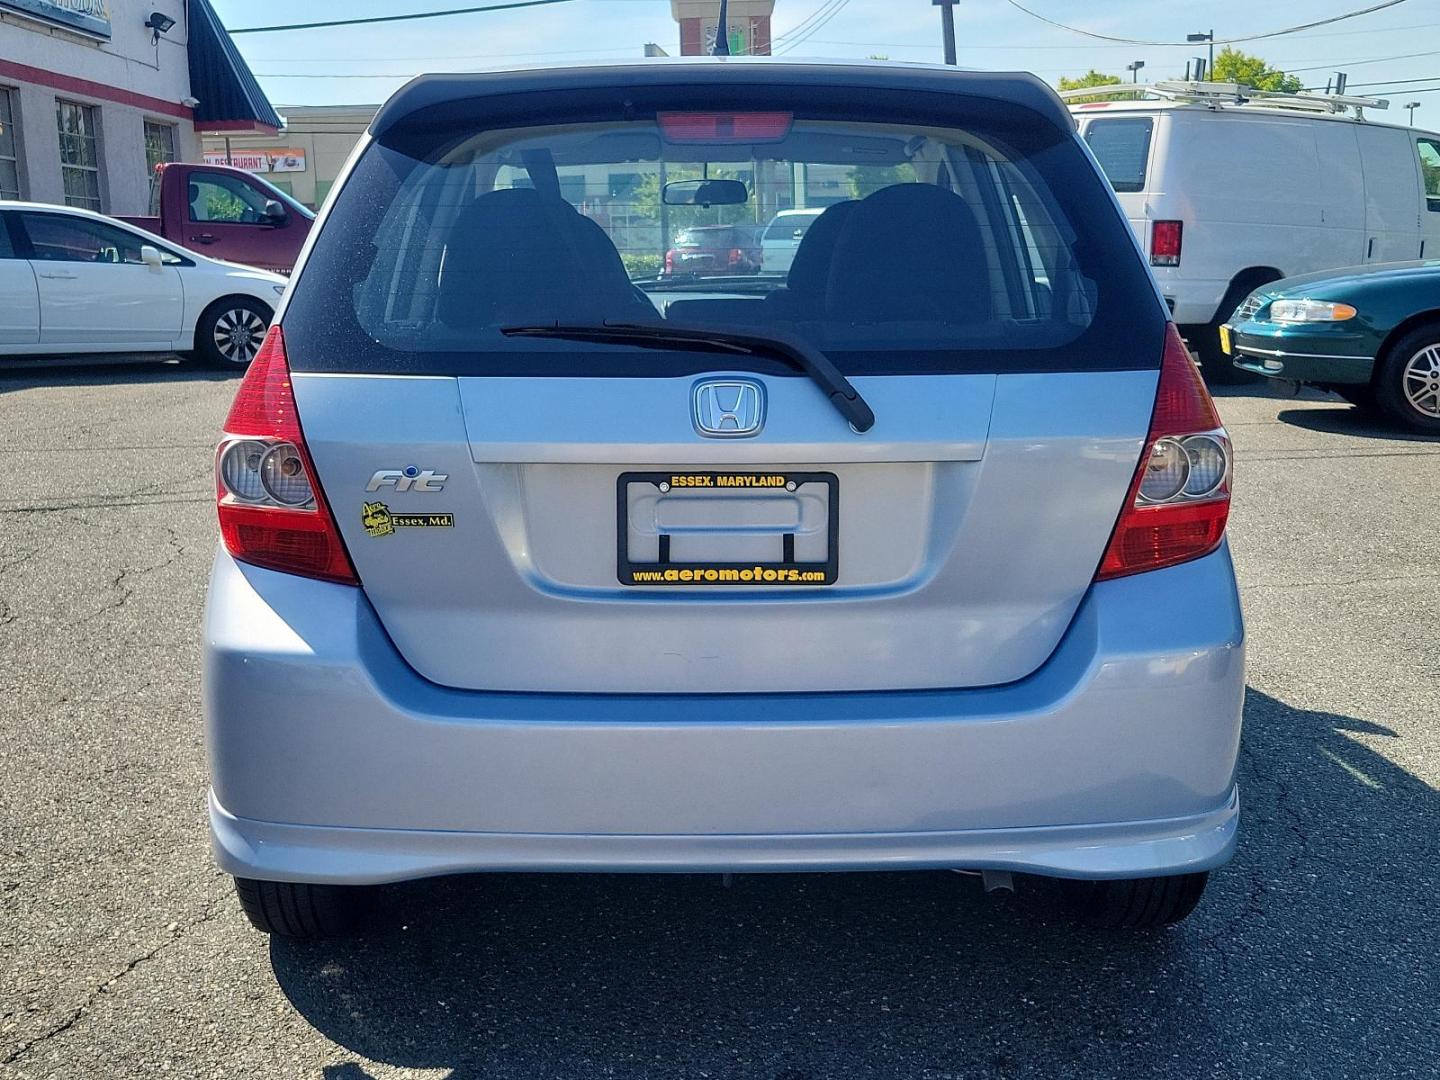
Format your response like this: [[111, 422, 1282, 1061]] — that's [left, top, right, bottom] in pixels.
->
[[212, 307, 267, 365], [1402, 344, 1440, 417]]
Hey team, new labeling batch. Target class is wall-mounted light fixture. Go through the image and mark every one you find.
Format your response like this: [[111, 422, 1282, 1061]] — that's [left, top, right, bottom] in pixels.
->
[[146, 11, 177, 45]]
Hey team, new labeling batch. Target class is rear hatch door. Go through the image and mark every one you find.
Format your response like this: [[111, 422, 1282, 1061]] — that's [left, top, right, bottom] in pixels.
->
[[285, 80, 1166, 694]]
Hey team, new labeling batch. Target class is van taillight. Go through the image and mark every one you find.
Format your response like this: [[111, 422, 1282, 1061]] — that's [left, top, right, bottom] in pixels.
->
[[1096, 324, 1231, 580], [1151, 220, 1183, 267], [215, 327, 358, 586]]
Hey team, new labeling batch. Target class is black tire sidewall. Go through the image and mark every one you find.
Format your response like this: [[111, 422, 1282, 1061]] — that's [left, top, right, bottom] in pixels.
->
[[198, 298, 271, 369], [1376, 327, 1440, 434]]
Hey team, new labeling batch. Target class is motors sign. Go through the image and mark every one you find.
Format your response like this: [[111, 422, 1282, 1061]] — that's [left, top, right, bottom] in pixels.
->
[[0, 0, 112, 38]]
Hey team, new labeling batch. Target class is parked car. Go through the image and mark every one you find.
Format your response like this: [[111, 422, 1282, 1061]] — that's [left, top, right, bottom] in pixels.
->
[[1070, 84, 1440, 381], [0, 201, 286, 366], [1223, 260, 1440, 432], [663, 223, 763, 275], [118, 162, 315, 275], [760, 207, 825, 275], [206, 61, 1243, 940]]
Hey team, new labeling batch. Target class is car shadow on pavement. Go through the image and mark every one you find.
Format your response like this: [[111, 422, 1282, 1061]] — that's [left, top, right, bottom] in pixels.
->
[[0, 358, 238, 391], [1276, 405, 1440, 443], [273, 688, 1440, 1079]]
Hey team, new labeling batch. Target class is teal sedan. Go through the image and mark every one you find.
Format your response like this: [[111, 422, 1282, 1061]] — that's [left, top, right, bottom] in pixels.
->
[[1223, 262, 1440, 434]]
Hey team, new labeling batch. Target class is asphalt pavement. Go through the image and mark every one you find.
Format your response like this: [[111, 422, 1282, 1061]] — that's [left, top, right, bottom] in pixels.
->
[[1, 361, 1437, 1079]]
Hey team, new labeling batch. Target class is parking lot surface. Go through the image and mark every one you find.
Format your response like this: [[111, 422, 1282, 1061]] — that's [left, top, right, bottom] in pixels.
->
[[1, 362, 1437, 1079]]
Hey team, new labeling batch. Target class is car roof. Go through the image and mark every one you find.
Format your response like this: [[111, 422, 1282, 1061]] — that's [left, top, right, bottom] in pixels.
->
[[1069, 100, 1440, 136], [370, 58, 1071, 138]]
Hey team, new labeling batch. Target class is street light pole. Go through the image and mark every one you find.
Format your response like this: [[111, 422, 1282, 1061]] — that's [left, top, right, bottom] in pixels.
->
[[934, 0, 958, 66], [1127, 60, 1145, 84], [1408, 101, 1422, 125]]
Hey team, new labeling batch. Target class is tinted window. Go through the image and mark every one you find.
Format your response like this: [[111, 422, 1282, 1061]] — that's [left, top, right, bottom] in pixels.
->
[[285, 92, 1162, 377], [1085, 118, 1153, 193], [0, 216, 15, 259], [21, 213, 179, 265]]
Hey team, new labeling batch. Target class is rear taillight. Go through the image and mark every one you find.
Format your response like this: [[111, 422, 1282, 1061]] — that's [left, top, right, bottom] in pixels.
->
[[664, 249, 675, 274], [1150, 220, 1183, 267], [215, 327, 358, 585], [1096, 325, 1231, 580]]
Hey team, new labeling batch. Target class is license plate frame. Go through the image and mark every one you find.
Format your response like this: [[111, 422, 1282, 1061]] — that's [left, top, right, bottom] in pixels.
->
[[617, 470, 839, 587]]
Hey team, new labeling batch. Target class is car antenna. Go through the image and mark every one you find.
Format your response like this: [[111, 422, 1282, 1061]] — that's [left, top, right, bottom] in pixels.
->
[[712, 0, 730, 56]]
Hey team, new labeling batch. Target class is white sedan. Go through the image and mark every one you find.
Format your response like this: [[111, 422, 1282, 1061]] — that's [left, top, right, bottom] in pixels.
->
[[0, 201, 286, 367]]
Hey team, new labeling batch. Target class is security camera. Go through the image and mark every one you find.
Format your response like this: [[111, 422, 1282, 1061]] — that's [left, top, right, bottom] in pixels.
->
[[181, 96, 200, 108]]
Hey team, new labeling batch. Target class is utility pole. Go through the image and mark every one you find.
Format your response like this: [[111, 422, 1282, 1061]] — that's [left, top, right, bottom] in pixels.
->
[[1127, 60, 1144, 83], [934, 0, 958, 66], [1187, 30, 1214, 79]]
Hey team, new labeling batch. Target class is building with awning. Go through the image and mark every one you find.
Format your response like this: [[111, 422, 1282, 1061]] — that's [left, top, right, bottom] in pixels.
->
[[0, 0, 279, 215]]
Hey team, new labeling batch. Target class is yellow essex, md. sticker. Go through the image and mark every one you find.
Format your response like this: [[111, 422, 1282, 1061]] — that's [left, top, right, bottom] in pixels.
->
[[362, 501, 454, 538]]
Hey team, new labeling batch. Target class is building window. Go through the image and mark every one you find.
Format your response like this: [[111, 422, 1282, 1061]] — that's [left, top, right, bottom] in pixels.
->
[[144, 121, 176, 203], [0, 88, 20, 200], [56, 99, 102, 211]]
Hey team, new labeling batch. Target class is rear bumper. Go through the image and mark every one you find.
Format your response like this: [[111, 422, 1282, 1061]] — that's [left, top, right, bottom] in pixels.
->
[[204, 545, 1245, 884], [1155, 274, 1232, 326], [210, 787, 1238, 884]]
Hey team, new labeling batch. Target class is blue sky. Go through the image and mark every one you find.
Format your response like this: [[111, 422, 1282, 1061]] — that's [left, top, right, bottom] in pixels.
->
[[209, 0, 1440, 113]]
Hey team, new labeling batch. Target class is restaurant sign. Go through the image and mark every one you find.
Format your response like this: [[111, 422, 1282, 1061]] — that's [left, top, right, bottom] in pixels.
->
[[0, 0, 112, 39], [202, 149, 308, 174]]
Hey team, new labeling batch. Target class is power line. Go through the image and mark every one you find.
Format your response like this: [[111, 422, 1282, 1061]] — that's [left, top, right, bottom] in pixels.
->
[[775, 0, 853, 55], [781, 20, 1440, 53], [1287, 46, 1440, 72], [771, 0, 849, 52], [999, 0, 1413, 47], [230, 0, 579, 35]]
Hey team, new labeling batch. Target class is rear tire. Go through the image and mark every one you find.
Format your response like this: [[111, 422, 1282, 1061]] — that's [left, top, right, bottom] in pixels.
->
[[233, 877, 373, 938], [196, 298, 271, 369], [1063, 872, 1209, 929], [1374, 327, 1440, 434]]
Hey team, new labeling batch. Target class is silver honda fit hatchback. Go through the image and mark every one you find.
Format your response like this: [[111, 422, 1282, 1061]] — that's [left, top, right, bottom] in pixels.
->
[[204, 60, 1243, 937]]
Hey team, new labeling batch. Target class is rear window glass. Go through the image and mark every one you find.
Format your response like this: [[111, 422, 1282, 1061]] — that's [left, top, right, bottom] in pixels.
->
[[284, 91, 1163, 377], [1084, 118, 1153, 194]]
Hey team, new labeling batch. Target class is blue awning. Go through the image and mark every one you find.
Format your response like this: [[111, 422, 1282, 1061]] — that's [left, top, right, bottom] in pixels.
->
[[188, 0, 282, 133]]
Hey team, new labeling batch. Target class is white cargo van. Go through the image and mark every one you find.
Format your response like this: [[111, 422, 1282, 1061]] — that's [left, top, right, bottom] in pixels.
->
[[1068, 82, 1440, 379]]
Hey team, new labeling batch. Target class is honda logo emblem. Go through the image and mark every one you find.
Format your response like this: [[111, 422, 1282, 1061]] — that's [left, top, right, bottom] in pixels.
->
[[693, 379, 765, 437]]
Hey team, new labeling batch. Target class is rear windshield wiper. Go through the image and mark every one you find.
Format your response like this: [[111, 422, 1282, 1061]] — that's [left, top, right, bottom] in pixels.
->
[[500, 321, 876, 433]]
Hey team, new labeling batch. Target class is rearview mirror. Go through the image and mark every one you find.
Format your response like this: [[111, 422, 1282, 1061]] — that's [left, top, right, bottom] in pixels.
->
[[139, 244, 164, 269], [262, 199, 288, 225], [662, 179, 749, 207]]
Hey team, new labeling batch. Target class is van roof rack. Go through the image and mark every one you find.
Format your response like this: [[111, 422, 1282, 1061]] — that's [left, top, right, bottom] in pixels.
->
[[1059, 80, 1390, 121]]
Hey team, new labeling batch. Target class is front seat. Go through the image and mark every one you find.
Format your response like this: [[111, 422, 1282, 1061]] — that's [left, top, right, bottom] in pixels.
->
[[436, 187, 640, 329], [824, 184, 991, 324]]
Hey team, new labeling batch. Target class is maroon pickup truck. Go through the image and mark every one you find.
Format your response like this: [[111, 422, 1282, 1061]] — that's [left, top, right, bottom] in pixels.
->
[[119, 162, 315, 275]]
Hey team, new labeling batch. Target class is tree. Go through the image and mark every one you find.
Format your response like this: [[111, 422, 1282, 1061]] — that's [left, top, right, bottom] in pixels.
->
[[1057, 70, 1126, 104], [1210, 47, 1302, 93], [1058, 70, 1124, 92]]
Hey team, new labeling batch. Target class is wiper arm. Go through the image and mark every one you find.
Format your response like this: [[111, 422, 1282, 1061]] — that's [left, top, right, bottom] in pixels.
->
[[500, 320, 876, 434]]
